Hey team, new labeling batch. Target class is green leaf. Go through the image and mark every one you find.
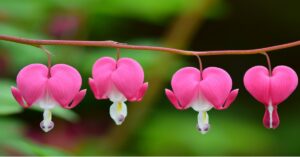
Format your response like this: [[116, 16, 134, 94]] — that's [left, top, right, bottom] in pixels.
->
[[0, 0, 49, 30], [0, 80, 23, 115], [3, 140, 67, 156], [49, 0, 228, 23], [0, 118, 24, 140]]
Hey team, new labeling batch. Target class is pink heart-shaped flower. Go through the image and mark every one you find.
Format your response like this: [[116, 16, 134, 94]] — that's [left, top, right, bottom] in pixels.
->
[[89, 57, 148, 125], [244, 65, 298, 129], [11, 63, 86, 132], [244, 65, 298, 106], [165, 67, 238, 110], [11, 64, 86, 109], [89, 57, 148, 102], [165, 66, 238, 133]]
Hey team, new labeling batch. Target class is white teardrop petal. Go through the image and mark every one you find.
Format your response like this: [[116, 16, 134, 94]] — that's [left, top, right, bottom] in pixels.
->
[[40, 109, 54, 132], [109, 101, 127, 125], [197, 111, 210, 134]]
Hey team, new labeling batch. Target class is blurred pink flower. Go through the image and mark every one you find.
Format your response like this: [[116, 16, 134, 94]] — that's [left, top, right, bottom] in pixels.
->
[[89, 57, 148, 125], [165, 67, 238, 134], [11, 64, 86, 132], [48, 14, 81, 39], [244, 65, 298, 129]]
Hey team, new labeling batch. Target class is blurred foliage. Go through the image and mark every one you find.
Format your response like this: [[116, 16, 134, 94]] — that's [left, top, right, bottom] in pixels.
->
[[0, 0, 228, 24], [0, 118, 67, 155], [0, 0, 300, 156], [0, 80, 22, 115], [135, 111, 275, 155]]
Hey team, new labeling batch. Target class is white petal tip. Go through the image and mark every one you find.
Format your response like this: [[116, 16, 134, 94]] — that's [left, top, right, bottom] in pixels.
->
[[197, 124, 210, 134], [40, 120, 54, 132], [114, 115, 126, 125]]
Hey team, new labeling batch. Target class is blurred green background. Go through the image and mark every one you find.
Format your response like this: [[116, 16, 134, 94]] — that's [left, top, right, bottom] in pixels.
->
[[0, 0, 299, 155]]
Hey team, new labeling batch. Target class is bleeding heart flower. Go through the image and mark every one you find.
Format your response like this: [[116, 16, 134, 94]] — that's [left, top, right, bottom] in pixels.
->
[[89, 57, 148, 125], [11, 64, 86, 132], [165, 67, 239, 134], [244, 65, 298, 129]]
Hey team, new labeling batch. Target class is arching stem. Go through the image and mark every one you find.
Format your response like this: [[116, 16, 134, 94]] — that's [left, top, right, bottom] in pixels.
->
[[262, 52, 272, 76], [194, 54, 203, 80], [39, 46, 52, 68], [1, 35, 300, 56], [116, 48, 121, 60]]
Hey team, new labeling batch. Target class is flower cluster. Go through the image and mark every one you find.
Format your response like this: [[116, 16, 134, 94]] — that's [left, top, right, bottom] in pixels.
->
[[11, 56, 298, 133]]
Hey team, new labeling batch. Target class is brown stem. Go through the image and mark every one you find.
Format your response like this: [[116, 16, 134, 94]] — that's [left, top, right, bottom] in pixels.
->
[[1, 35, 300, 56], [262, 52, 272, 75], [39, 46, 52, 69], [194, 54, 203, 80], [116, 48, 120, 60]]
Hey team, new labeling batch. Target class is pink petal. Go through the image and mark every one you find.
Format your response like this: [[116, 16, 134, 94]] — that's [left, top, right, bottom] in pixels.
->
[[215, 89, 239, 110], [165, 89, 186, 110], [16, 64, 48, 106], [270, 66, 298, 105], [169, 67, 200, 109], [91, 57, 116, 99], [63, 89, 86, 109], [243, 66, 270, 106], [111, 58, 144, 100], [11, 87, 28, 108], [130, 82, 148, 102], [200, 67, 233, 108], [263, 106, 280, 129], [89, 78, 101, 99], [48, 64, 83, 107]]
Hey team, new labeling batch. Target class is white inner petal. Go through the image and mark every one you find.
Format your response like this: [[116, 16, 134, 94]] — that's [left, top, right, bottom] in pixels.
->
[[106, 86, 128, 125], [37, 91, 59, 110], [110, 101, 127, 125], [197, 111, 210, 134], [40, 109, 54, 132], [35, 91, 57, 132], [189, 93, 213, 134], [268, 100, 273, 129], [190, 95, 213, 112], [107, 86, 127, 102]]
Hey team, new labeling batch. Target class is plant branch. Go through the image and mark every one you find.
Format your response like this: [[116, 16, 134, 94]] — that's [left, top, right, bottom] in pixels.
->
[[0, 35, 300, 56]]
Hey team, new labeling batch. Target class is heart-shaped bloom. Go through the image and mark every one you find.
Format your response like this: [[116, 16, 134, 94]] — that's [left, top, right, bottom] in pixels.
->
[[11, 64, 86, 132], [89, 57, 148, 125], [165, 67, 239, 134], [244, 65, 298, 129]]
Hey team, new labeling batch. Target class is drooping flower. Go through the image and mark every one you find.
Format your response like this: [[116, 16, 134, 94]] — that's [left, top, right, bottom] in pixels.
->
[[244, 65, 298, 129], [89, 57, 148, 125], [11, 64, 86, 132], [165, 67, 239, 134]]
